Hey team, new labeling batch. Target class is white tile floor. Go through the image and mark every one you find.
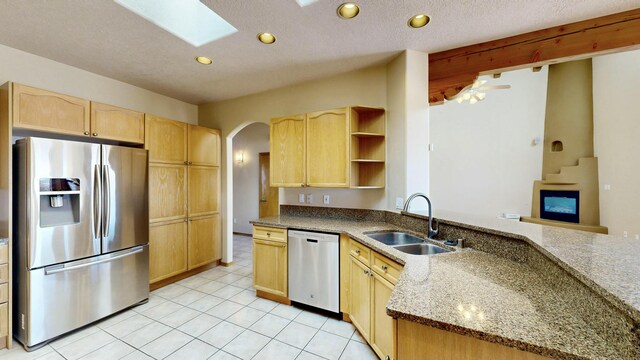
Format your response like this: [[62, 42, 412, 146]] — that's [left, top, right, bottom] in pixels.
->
[[0, 235, 377, 360]]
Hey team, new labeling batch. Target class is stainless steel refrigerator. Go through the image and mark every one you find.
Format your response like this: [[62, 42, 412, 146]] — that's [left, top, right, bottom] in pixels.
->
[[13, 137, 149, 350]]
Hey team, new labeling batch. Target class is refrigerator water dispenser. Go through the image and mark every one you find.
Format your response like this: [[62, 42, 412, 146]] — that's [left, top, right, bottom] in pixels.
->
[[39, 178, 81, 227]]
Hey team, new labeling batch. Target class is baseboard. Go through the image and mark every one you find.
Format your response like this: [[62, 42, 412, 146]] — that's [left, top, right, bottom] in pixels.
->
[[233, 232, 252, 237], [220, 261, 232, 267], [149, 260, 219, 291], [342, 313, 351, 322], [256, 290, 291, 305]]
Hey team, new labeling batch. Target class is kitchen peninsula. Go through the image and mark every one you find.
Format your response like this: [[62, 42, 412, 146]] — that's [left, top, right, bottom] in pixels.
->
[[252, 205, 640, 360]]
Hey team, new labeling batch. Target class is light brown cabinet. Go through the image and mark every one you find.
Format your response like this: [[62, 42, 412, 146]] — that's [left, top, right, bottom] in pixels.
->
[[347, 238, 402, 360], [306, 108, 350, 187], [149, 219, 188, 283], [188, 125, 220, 166], [90, 102, 144, 144], [12, 83, 145, 143], [12, 83, 90, 136], [270, 114, 306, 187], [147, 117, 221, 284], [145, 114, 188, 164], [188, 215, 221, 270], [188, 166, 219, 217], [252, 226, 288, 300], [270, 106, 385, 189], [149, 164, 187, 223]]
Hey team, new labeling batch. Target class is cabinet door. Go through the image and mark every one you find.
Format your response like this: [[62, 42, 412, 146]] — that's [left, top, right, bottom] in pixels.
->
[[349, 256, 371, 342], [188, 125, 220, 166], [13, 83, 90, 136], [188, 165, 219, 217], [149, 220, 188, 283], [306, 108, 349, 187], [149, 164, 187, 223], [371, 272, 396, 360], [188, 215, 221, 269], [90, 102, 144, 143], [270, 115, 306, 187], [253, 238, 287, 297], [145, 114, 188, 164]]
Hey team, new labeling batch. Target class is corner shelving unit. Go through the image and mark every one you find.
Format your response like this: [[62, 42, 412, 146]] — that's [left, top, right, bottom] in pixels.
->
[[350, 106, 385, 188]]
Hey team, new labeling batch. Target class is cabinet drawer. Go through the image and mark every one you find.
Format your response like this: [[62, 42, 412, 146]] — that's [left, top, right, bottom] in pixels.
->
[[0, 239, 7, 264], [253, 226, 286, 243], [0, 265, 7, 284], [0, 283, 7, 303], [372, 252, 403, 285], [350, 238, 371, 266]]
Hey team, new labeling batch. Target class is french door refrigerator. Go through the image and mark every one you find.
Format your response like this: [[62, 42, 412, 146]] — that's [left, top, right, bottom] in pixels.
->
[[13, 137, 149, 350]]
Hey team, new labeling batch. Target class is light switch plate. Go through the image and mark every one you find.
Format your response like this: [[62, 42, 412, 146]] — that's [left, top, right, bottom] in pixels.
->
[[323, 195, 330, 204], [395, 197, 404, 209], [299, 194, 305, 203]]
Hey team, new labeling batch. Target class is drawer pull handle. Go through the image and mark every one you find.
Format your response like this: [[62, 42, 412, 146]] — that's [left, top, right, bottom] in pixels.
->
[[84, 131, 90, 136], [355, 249, 361, 255], [364, 269, 369, 275], [267, 232, 271, 237], [385, 356, 391, 360], [381, 265, 388, 271], [92, 133, 98, 136]]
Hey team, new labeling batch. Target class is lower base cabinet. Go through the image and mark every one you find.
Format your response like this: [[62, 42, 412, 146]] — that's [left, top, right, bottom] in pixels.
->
[[252, 226, 288, 298], [348, 238, 402, 360], [150, 215, 221, 283], [149, 220, 188, 282]]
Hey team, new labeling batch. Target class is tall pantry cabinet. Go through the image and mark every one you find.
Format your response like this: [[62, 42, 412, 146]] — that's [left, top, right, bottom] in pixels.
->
[[145, 115, 221, 284]]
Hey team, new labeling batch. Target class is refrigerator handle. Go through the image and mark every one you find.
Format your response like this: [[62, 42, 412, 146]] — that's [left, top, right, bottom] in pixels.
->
[[103, 164, 111, 238], [93, 164, 101, 239]]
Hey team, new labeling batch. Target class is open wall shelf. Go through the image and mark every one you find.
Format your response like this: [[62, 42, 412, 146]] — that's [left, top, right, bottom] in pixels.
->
[[350, 106, 385, 188]]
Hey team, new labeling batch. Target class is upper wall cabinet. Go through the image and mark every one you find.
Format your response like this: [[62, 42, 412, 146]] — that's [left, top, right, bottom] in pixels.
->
[[11, 83, 145, 144], [270, 114, 306, 187], [270, 106, 386, 189], [13, 83, 90, 137], [307, 108, 350, 187], [90, 102, 144, 144], [188, 125, 220, 166], [145, 114, 188, 164]]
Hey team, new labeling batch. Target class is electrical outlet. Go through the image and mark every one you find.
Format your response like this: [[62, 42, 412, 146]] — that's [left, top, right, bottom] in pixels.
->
[[298, 194, 305, 203], [635, 234, 639, 240], [233, 218, 237, 224], [623, 231, 628, 238], [306, 194, 313, 204], [323, 195, 330, 205], [604, 184, 611, 191], [395, 197, 404, 210], [428, 144, 435, 151]]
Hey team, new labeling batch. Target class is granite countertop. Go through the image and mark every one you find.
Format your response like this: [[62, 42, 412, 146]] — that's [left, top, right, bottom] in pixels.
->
[[251, 213, 633, 359]]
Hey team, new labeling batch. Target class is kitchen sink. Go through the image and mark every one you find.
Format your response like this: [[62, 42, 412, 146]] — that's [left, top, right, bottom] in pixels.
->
[[365, 231, 425, 246], [392, 243, 451, 255]]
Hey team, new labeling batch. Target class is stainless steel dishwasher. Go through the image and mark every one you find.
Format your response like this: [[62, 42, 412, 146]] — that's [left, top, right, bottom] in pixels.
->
[[288, 230, 339, 313]]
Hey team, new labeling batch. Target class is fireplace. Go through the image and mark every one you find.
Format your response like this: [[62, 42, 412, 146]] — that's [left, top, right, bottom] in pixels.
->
[[540, 190, 579, 223]]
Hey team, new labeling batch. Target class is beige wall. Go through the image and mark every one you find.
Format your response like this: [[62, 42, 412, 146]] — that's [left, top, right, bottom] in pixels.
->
[[429, 68, 548, 218], [199, 64, 389, 262], [232, 123, 270, 234], [593, 49, 640, 237], [0, 44, 197, 123]]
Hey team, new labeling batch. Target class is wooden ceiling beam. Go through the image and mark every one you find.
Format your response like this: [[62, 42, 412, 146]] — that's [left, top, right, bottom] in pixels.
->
[[428, 8, 640, 105]]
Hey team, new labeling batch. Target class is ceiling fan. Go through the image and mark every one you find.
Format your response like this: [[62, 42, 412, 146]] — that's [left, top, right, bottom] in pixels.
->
[[454, 79, 511, 104]]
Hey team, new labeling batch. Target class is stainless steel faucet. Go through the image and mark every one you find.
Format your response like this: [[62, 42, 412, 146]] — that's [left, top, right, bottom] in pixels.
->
[[402, 193, 439, 239]]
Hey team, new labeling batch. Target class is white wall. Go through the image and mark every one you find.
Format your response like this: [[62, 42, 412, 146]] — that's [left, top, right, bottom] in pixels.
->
[[0, 44, 197, 123], [593, 49, 640, 237], [232, 123, 270, 234], [429, 68, 548, 218]]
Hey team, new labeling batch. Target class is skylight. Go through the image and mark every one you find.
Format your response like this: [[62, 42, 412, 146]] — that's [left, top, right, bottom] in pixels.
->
[[115, 0, 237, 47], [296, 0, 320, 6]]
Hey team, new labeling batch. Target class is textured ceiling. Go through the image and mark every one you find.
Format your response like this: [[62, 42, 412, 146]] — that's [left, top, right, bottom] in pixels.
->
[[0, 0, 637, 104]]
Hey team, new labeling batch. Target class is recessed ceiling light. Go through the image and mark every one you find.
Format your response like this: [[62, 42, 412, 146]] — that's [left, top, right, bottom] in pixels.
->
[[257, 33, 277, 45], [195, 56, 213, 65], [337, 3, 359, 19], [295, 0, 319, 6], [115, 0, 237, 47], [408, 14, 430, 28]]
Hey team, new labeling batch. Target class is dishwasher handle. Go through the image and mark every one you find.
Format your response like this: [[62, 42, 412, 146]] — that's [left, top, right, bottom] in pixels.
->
[[306, 239, 319, 243]]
